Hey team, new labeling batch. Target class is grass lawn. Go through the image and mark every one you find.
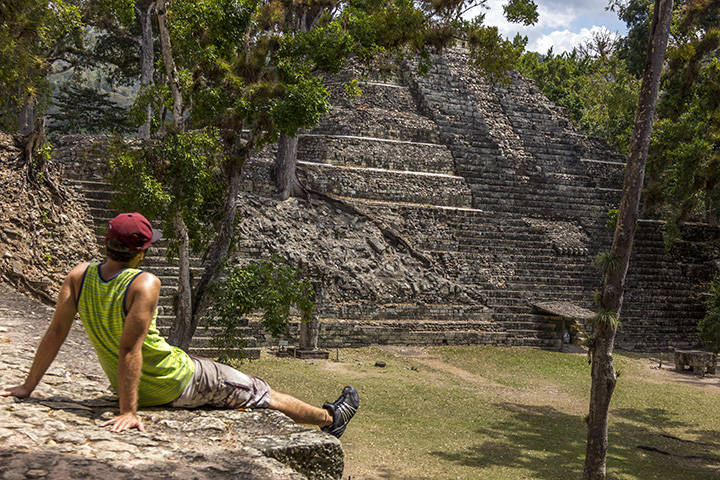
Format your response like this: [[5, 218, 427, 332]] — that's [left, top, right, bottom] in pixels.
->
[[232, 346, 720, 480]]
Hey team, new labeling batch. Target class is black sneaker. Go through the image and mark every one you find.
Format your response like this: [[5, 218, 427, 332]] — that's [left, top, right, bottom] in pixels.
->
[[321, 385, 359, 439]]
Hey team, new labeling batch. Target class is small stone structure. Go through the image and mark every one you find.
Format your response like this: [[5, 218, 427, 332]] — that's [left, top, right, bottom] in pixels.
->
[[674, 350, 717, 374], [530, 301, 595, 349]]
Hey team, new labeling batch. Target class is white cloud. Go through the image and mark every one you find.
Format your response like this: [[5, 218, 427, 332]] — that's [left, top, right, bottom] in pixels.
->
[[531, 25, 615, 54], [535, 4, 577, 29], [464, 1, 627, 54], [478, 0, 576, 36]]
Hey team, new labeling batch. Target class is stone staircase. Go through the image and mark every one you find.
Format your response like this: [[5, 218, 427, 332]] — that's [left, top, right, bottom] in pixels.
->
[[617, 220, 709, 351], [51, 49, 712, 353]]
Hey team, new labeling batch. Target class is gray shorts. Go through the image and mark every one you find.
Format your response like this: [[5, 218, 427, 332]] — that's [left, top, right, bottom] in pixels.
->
[[168, 356, 271, 409]]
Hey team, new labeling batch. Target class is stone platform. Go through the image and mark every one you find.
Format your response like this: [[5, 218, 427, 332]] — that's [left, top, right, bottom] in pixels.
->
[[674, 349, 717, 375], [0, 284, 343, 480]]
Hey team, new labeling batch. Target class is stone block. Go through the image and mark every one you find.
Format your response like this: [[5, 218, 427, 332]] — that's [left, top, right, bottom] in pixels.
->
[[674, 350, 717, 374]]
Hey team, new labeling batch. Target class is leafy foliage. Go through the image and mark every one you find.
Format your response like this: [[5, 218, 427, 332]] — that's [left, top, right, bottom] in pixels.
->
[[594, 251, 620, 275], [645, 0, 720, 243], [48, 82, 132, 134], [104, 129, 227, 257], [606, 208, 619, 229], [503, 0, 539, 26], [699, 279, 720, 353], [610, 0, 654, 78], [0, 0, 84, 132], [205, 257, 314, 360], [468, 25, 528, 83], [127, 83, 172, 135], [82, 0, 145, 84], [593, 308, 621, 330]]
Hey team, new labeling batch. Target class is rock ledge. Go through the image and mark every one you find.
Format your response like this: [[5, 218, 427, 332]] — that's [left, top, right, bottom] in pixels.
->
[[0, 284, 343, 480]]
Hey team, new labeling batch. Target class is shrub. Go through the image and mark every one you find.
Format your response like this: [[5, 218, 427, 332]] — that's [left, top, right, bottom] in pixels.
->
[[699, 279, 720, 353], [205, 257, 314, 361]]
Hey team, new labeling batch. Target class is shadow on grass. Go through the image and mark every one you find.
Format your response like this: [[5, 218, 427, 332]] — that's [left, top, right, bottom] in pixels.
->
[[613, 406, 682, 427], [430, 403, 720, 480], [431, 403, 586, 479], [613, 406, 720, 448]]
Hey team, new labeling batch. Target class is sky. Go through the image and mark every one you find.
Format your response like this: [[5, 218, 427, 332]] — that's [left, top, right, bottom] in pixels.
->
[[470, 0, 629, 54]]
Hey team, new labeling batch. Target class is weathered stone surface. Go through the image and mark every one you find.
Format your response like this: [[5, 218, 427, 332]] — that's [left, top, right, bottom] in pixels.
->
[[674, 350, 717, 374], [0, 284, 343, 480], [0, 132, 100, 303]]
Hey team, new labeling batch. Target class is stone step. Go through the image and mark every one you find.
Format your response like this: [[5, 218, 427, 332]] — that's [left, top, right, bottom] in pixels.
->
[[298, 160, 473, 208], [297, 134, 455, 175], [189, 346, 261, 360], [464, 188, 616, 209], [311, 106, 443, 143], [324, 80, 418, 111]]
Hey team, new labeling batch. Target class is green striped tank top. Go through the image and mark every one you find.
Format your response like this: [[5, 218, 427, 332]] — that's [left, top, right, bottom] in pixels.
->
[[77, 262, 193, 406]]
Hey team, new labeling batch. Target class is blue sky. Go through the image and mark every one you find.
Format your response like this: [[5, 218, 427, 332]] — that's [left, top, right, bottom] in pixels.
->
[[471, 0, 629, 54]]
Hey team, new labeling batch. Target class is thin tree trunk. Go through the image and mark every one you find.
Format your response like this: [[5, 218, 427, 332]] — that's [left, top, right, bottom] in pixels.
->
[[582, 1, 673, 478], [191, 158, 243, 315], [299, 284, 321, 350], [17, 87, 36, 135], [274, 133, 307, 200], [184, 135, 252, 345], [136, 1, 154, 139], [155, 0, 183, 128], [167, 211, 193, 349]]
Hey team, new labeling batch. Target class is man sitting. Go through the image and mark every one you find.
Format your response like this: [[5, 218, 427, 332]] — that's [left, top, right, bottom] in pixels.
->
[[1, 212, 358, 438]]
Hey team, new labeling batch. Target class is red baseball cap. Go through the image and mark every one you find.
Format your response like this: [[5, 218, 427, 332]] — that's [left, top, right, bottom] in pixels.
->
[[105, 213, 162, 252]]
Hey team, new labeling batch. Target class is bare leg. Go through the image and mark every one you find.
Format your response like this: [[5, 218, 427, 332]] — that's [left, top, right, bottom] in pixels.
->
[[268, 388, 333, 427]]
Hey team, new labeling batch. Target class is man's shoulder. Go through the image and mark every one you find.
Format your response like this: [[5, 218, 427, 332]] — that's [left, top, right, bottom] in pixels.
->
[[67, 262, 92, 282], [130, 270, 161, 291]]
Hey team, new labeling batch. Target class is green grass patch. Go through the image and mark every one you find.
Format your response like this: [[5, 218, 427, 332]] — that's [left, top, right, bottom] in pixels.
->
[[230, 347, 720, 480]]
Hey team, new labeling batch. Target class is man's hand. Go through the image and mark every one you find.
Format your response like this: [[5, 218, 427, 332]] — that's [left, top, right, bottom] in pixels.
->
[[99, 412, 146, 433], [0, 385, 33, 398]]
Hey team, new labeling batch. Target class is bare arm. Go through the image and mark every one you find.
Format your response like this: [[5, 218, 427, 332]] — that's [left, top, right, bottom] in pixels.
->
[[0, 263, 87, 398], [100, 272, 160, 433]]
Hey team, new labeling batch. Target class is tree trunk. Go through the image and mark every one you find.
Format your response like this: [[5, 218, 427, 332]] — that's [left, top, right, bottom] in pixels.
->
[[136, 1, 154, 139], [272, 3, 324, 202], [299, 283, 321, 350], [155, 0, 183, 128], [274, 133, 308, 200], [167, 211, 193, 350], [17, 87, 37, 135], [178, 135, 251, 346], [582, 1, 673, 478], [168, 146, 246, 350]]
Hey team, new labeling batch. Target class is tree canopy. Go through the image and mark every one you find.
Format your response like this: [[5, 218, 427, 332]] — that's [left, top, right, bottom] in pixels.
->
[[0, 0, 84, 132], [646, 0, 720, 241]]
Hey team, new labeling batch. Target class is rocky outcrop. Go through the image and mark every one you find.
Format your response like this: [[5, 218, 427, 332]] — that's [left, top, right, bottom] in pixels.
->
[[0, 133, 100, 304]]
